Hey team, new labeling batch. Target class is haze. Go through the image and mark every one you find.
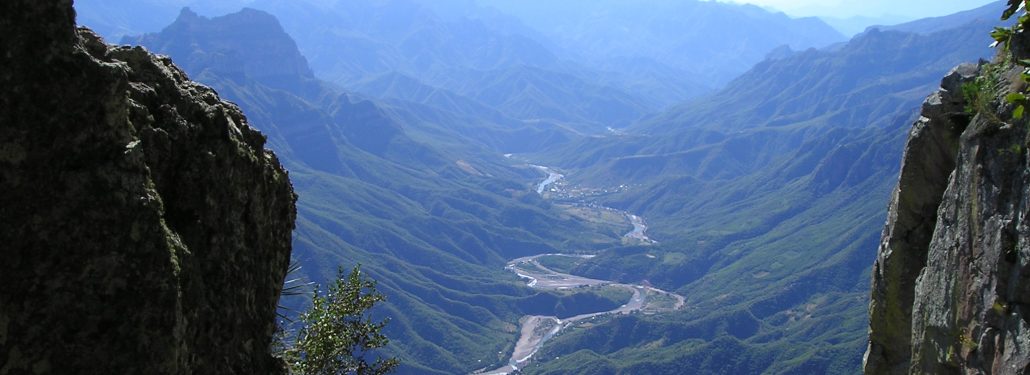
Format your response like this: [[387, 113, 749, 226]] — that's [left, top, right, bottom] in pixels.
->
[[42, 0, 1015, 373], [721, 0, 998, 18]]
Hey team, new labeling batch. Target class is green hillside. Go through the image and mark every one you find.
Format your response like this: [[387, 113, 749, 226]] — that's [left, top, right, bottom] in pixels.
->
[[69, 0, 1013, 373], [517, 11, 1000, 374]]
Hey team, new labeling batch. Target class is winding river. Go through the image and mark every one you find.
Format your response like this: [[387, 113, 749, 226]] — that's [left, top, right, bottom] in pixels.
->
[[624, 214, 657, 243], [475, 167, 681, 374], [478, 255, 684, 374], [532, 165, 563, 194]]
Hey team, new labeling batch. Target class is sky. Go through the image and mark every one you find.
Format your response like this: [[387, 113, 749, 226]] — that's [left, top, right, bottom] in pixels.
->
[[718, 0, 1000, 19]]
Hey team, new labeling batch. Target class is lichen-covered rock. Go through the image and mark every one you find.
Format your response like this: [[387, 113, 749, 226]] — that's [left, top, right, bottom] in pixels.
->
[[865, 63, 978, 374], [0, 1, 296, 374], [866, 33, 1030, 375], [907, 59, 1030, 374]]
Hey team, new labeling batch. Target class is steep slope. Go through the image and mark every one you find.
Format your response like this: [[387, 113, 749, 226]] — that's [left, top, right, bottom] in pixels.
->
[[234, 0, 659, 133], [249, 0, 561, 87], [123, 9, 491, 178], [123, 9, 635, 374], [0, 1, 295, 374], [432, 65, 654, 129], [64, 1, 1021, 374], [352, 66, 654, 133], [864, 62, 978, 375], [516, 8, 1000, 375], [538, 21, 991, 184], [546, 11, 998, 221], [637, 16, 997, 136], [866, 20, 1030, 375], [74, 0, 852, 127]]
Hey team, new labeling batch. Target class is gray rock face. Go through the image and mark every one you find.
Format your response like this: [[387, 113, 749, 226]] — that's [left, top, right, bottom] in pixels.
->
[[866, 63, 978, 374], [908, 61, 1030, 374], [867, 36, 1030, 374], [0, 1, 296, 374]]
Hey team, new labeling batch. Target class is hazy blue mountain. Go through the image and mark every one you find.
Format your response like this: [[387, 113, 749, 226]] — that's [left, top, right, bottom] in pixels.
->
[[74, 0, 191, 39], [820, 14, 914, 36], [586, 56, 716, 108], [349, 72, 581, 154], [350, 72, 511, 124], [122, 9, 636, 374], [481, 0, 847, 88], [349, 64, 658, 133], [537, 16, 994, 188], [125, 8, 325, 99], [153, 0, 644, 134], [75, 0, 843, 122], [429, 65, 657, 129], [870, 0, 1005, 35], [513, 9, 1000, 374], [72, 0, 1011, 374], [539, 0, 997, 297], [239, 0, 559, 85], [74, 0, 260, 39], [635, 18, 995, 136]]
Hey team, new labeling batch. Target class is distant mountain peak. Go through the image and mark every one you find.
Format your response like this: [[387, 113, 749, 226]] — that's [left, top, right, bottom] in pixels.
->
[[177, 7, 201, 21], [126, 7, 318, 96]]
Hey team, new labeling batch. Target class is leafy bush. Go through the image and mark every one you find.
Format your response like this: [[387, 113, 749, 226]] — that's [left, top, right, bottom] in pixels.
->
[[282, 266, 398, 375], [993, 1, 1030, 119]]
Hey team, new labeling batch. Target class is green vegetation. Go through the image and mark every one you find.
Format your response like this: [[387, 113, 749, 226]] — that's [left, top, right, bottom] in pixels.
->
[[275, 158, 628, 373], [576, 285, 635, 307], [282, 267, 398, 375], [993, 1, 1030, 120], [517, 285, 633, 319], [535, 255, 588, 274], [997, 0, 1030, 47], [641, 290, 679, 312], [180, 62, 626, 373], [526, 292, 867, 374], [962, 72, 996, 116], [512, 9, 998, 373], [128, 2, 1005, 373]]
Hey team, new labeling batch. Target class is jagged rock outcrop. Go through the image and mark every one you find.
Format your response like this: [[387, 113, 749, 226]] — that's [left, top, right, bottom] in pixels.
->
[[123, 7, 323, 98], [866, 33, 1030, 374], [0, 1, 296, 374], [865, 63, 978, 374]]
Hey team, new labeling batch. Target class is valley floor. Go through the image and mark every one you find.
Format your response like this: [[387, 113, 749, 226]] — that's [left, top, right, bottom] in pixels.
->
[[481, 254, 685, 374]]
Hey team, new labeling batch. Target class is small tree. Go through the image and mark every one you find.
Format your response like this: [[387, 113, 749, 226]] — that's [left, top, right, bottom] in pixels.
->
[[283, 266, 399, 375], [992, 0, 1030, 118]]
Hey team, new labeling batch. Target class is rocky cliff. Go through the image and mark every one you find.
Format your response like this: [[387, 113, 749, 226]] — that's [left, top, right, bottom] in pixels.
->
[[0, 1, 296, 374], [866, 29, 1030, 375]]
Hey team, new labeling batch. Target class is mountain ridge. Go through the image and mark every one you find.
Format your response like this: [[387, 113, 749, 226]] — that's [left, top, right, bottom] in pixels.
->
[[125, 8, 646, 374], [512, 7, 1003, 374], [61, 1, 1019, 374]]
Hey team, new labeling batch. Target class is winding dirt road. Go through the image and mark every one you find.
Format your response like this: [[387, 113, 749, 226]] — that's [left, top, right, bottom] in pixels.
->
[[475, 166, 682, 374], [478, 254, 685, 374]]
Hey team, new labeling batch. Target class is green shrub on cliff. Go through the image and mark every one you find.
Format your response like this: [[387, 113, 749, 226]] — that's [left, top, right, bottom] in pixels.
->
[[283, 266, 398, 375], [994, 0, 1030, 119]]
